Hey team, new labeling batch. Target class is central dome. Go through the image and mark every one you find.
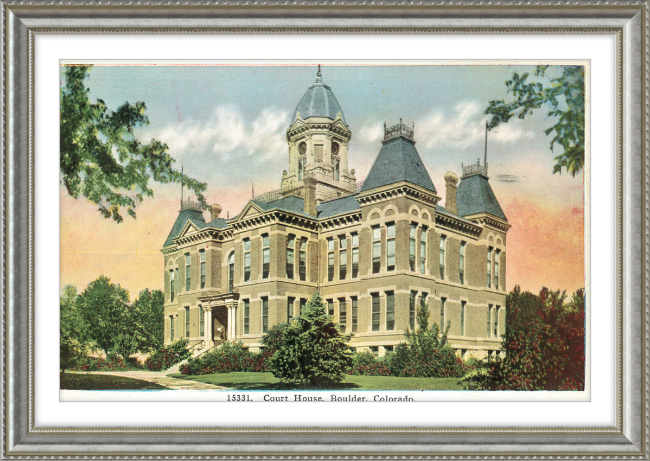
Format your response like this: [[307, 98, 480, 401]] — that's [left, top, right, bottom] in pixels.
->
[[292, 67, 347, 126]]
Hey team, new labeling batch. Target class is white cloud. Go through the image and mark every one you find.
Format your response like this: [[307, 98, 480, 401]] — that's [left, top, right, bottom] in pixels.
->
[[358, 122, 383, 143], [150, 106, 290, 164], [416, 100, 534, 150]]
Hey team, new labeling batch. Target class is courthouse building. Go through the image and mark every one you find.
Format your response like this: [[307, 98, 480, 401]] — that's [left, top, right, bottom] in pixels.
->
[[161, 67, 511, 359]]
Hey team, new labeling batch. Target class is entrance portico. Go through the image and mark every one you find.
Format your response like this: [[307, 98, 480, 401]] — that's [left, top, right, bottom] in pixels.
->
[[198, 291, 240, 345]]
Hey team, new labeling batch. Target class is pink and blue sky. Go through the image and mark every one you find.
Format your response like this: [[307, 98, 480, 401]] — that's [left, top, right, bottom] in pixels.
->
[[60, 63, 585, 299]]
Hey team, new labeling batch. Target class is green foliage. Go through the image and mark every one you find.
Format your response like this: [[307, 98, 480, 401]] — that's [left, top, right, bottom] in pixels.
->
[[485, 65, 585, 177], [181, 342, 269, 375], [75, 275, 131, 356], [260, 323, 288, 355], [461, 286, 586, 391], [145, 339, 191, 371], [60, 285, 92, 371], [352, 351, 377, 368], [131, 289, 165, 353], [60, 65, 207, 223], [268, 293, 354, 386]]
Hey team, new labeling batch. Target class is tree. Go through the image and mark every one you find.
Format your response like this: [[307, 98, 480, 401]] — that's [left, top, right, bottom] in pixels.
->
[[75, 275, 131, 356], [131, 289, 165, 354], [268, 293, 353, 386], [485, 65, 585, 177], [60, 65, 207, 223], [60, 285, 91, 372], [462, 286, 586, 391]]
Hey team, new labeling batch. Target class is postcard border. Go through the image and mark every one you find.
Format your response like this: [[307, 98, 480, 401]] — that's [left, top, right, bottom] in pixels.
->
[[3, 0, 645, 458]]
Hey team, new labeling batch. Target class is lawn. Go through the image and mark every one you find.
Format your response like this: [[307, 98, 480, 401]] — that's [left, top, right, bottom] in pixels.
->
[[171, 372, 463, 390], [60, 373, 168, 390]]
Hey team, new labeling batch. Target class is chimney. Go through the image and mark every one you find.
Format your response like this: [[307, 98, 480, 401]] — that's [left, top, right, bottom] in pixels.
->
[[210, 203, 222, 222], [444, 171, 459, 215], [303, 175, 317, 217]]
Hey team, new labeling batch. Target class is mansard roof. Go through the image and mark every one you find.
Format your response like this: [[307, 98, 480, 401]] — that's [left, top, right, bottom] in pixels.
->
[[456, 174, 507, 221], [251, 195, 311, 218], [317, 194, 361, 218], [360, 136, 437, 194]]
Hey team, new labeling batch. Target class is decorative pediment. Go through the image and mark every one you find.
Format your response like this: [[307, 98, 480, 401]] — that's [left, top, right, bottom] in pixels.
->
[[177, 220, 202, 239], [232, 201, 264, 222]]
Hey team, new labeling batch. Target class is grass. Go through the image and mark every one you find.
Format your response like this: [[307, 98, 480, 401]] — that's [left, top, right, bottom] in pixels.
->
[[170, 372, 463, 390], [60, 373, 168, 390]]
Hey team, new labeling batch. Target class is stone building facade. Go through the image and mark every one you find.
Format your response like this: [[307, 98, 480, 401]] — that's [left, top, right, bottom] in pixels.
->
[[161, 67, 511, 360]]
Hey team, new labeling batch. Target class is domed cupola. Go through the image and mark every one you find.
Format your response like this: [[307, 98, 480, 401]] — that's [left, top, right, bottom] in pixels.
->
[[282, 65, 356, 202], [292, 66, 347, 126]]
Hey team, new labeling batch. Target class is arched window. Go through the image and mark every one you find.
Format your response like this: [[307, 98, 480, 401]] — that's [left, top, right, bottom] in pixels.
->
[[228, 252, 235, 293]]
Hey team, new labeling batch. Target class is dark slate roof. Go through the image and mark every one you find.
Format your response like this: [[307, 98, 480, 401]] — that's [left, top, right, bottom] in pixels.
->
[[206, 217, 229, 229], [317, 194, 361, 218], [251, 196, 311, 218], [163, 208, 206, 247], [292, 82, 347, 126], [456, 174, 507, 221], [360, 137, 437, 194]]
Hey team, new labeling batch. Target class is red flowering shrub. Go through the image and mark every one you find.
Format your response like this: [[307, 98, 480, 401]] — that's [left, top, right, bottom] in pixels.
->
[[181, 341, 270, 375], [145, 339, 190, 371], [462, 286, 585, 391], [72, 353, 129, 372]]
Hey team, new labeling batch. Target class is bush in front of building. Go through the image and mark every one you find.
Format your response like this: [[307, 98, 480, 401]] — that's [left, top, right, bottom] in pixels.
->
[[349, 362, 392, 377], [72, 353, 130, 372], [145, 339, 191, 371], [461, 286, 586, 391], [180, 341, 269, 375], [268, 293, 354, 386]]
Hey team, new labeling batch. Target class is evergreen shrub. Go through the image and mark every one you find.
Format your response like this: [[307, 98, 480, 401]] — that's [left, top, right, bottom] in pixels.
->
[[145, 339, 191, 371]]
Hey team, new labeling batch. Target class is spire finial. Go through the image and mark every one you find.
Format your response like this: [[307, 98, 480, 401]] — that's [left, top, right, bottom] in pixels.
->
[[316, 64, 323, 83]]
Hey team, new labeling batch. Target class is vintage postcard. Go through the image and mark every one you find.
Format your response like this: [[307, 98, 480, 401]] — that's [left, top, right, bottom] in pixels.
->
[[59, 62, 587, 401]]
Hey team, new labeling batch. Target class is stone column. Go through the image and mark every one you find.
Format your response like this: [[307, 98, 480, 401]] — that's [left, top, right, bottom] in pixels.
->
[[206, 307, 213, 343], [203, 308, 210, 342], [227, 303, 237, 341]]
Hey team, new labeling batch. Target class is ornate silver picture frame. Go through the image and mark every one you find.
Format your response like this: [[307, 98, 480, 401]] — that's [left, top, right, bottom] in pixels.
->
[[3, 0, 647, 458]]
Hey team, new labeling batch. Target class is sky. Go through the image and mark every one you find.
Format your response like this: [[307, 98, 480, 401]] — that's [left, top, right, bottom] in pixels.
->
[[59, 63, 585, 300]]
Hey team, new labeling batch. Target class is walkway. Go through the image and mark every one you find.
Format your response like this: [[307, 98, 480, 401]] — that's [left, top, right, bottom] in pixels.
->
[[79, 370, 228, 390]]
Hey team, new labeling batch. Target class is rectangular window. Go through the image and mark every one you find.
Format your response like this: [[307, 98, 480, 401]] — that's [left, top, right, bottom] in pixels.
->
[[496, 252, 501, 289], [386, 222, 395, 271], [338, 298, 347, 333], [439, 235, 446, 279], [420, 292, 428, 322], [287, 297, 295, 323], [298, 157, 305, 181], [299, 238, 307, 281], [261, 297, 269, 333], [328, 299, 335, 317], [487, 248, 492, 288], [200, 250, 206, 289], [372, 226, 381, 274], [409, 291, 417, 330], [228, 253, 235, 293], [185, 306, 190, 338], [300, 298, 307, 315], [420, 226, 428, 273], [243, 238, 251, 282], [461, 301, 466, 336], [333, 157, 340, 181], [243, 299, 250, 334], [286, 235, 295, 279], [351, 233, 359, 278], [262, 234, 270, 279], [459, 242, 466, 284], [327, 238, 335, 282], [185, 253, 191, 291], [487, 304, 493, 337], [409, 223, 417, 271], [339, 236, 347, 280], [371, 293, 381, 331], [169, 269, 175, 302], [494, 306, 499, 338], [386, 291, 395, 331], [199, 305, 204, 337], [440, 297, 446, 331], [174, 268, 178, 295], [351, 297, 358, 333], [170, 316, 174, 341]]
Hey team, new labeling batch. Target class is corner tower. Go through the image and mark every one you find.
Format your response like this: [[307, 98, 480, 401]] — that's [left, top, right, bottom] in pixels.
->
[[281, 66, 356, 201]]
